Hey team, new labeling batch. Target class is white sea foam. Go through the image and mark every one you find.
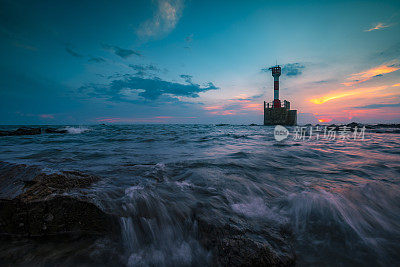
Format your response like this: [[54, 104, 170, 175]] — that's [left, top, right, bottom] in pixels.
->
[[175, 180, 192, 188], [64, 126, 90, 134], [125, 185, 144, 198], [231, 197, 271, 217]]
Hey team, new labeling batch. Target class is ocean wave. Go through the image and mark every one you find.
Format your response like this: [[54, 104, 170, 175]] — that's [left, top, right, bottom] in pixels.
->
[[0, 124, 399, 265], [276, 183, 400, 265], [63, 126, 90, 134]]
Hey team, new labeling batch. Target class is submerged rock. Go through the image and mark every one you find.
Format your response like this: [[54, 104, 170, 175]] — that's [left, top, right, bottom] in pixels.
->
[[0, 196, 117, 237], [0, 127, 42, 136], [196, 217, 295, 266], [44, 127, 68, 134], [0, 162, 119, 238], [0, 127, 70, 136]]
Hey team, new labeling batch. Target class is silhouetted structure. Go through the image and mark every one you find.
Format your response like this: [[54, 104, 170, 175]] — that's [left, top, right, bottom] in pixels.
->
[[264, 65, 297, 125]]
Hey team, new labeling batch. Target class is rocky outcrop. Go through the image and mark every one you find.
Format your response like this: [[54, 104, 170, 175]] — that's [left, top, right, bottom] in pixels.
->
[[44, 127, 68, 134], [0, 127, 68, 136], [0, 162, 119, 239], [314, 122, 400, 131], [0, 196, 116, 237], [196, 217, 295, 266], [0, 127, 41, 136]]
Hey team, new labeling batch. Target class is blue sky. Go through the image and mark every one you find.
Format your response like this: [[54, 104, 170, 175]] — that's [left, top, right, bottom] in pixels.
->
[[0, 0, 399, 124]]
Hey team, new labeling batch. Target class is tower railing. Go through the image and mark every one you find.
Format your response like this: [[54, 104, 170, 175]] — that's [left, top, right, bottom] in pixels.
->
[[264, 100, 291, 110]]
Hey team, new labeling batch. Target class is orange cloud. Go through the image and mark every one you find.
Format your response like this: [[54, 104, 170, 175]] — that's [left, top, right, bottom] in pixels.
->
[[242, 103, 262, 110], [203, 105, 223, 110], [209, 110, 236, 115], [309, 86, 387, 104], [97, 117, 122, 123], [342, 63, 400, 86], [229, 99, 251, 103], [155, 116, 173, 119], [365, 22, 391, 32], [393, 83, 400, 87], [228, 94, 251, 102]]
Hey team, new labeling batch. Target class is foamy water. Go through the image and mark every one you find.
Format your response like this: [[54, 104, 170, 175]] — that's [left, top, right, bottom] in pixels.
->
[[64, 126, 90, 134], [0, 124, 399, 265]]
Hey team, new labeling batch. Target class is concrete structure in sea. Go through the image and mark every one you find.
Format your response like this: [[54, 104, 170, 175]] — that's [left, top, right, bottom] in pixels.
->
[[264, 65, 297, 126]]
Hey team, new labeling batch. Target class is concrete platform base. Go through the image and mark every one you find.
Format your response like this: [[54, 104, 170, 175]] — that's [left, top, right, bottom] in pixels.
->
[[264, 107, 297, 126]]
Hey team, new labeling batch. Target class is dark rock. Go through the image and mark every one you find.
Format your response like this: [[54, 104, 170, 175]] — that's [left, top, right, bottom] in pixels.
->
[[375, 123, 400, 128], [17, 171, 99, 202], [346, 122, 364, 130], [196, 217, 295, 266], [0, 196, 118, 238], [327, 124, 338, 131], [0, 127, 42, 136], [44, 128, 68, 134], [21, 180, 37, 187], [0, 162, 119, 239], [0, 162, 43, 199], [0, 127, 70, 136]]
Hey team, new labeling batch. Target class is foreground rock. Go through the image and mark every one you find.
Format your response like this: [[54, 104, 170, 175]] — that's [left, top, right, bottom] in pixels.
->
[[0, 196, 117, 237], [0, 127, 68, 136], [0, 127, 41, 136], [311, 122, 400, 131], [44, 127, 68, 134], [0, 162, 119, 238], [196, 215, 295, 266]]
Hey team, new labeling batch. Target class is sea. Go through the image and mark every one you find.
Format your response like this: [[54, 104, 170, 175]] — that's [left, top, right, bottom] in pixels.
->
[[0, 124, 399, 266]]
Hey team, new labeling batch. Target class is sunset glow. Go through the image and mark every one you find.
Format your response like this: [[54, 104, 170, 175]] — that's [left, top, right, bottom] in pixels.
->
[[365, 22, 391, 32], [342, 63, 400, 86], [309, 86, 388, 104], [1, 0, 399, 125]]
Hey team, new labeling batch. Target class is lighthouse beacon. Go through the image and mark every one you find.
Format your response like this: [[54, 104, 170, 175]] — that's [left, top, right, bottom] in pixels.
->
[[263, 65, 297, 126]]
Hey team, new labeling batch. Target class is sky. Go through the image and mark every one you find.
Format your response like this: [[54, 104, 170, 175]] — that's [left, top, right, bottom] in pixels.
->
[[0, 0, 399, 125]]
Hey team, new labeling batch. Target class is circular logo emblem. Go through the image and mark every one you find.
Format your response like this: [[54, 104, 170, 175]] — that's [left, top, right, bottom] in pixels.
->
[[274, 125, 289, 141]]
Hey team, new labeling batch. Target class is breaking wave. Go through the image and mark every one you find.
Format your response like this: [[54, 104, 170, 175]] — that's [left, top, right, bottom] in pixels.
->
[[64, 126, 90, 134]]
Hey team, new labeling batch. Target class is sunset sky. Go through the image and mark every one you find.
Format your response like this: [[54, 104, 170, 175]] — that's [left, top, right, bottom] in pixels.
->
[[0, 0, 399, 124]]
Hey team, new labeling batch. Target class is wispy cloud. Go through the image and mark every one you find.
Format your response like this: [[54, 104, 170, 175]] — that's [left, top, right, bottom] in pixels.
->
[[282, 63, 305, 76], [202, 93, 264, 116], [353, 102, 400, 109], [65, 45, 84, 58], [136, 0, 184, 40], [65, 44, 106, 63], [16, 112, 55, 120], [342, 62, 400, 86], [102, 44, 141, 58], [80, 74, 218, 102], [180, 74, 193, 83], [365, 22, 392, 32], [184, 33, 193, 49], [203, 105, 223, 110], [261, 63, 305, 77], [309, 86, 388, 104], [39, 114, 55, 119], [13, 41, 37, 51], [129, 64, 161, 76], [88, 57, 105, 63], [96, 116, 196, 123]]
